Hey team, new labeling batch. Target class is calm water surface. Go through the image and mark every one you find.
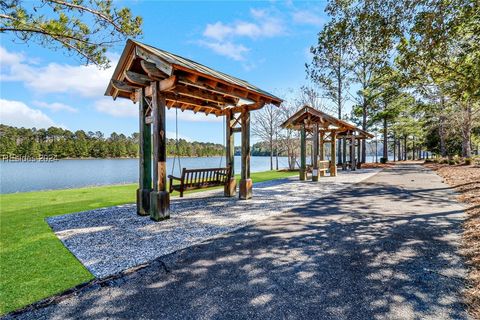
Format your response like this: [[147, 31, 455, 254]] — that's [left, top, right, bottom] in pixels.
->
[[0, 156, 291, 194], [0, 155, 384, 194]]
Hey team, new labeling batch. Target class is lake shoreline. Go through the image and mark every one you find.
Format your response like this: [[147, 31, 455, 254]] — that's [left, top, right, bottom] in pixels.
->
[[0, 156, 293, 194]]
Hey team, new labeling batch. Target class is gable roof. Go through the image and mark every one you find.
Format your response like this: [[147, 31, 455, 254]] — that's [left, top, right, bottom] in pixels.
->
[[104, 40, 282, 116], [281, 106, 374, 138]]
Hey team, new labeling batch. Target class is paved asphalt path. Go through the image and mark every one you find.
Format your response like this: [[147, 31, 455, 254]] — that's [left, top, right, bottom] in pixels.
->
[[9, 164, 468, 320]]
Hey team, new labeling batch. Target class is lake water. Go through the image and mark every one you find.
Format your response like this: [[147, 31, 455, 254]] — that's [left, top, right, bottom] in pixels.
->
[[0, 155, 381, 194], [0, 156, 288, 194]]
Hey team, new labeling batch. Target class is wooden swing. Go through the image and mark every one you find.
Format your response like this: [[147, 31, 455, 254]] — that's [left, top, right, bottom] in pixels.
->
[[167, 107, 230, 197]]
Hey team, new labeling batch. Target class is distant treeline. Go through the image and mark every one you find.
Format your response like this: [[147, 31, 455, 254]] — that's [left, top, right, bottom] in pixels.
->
[[0, 125, 225, 158]]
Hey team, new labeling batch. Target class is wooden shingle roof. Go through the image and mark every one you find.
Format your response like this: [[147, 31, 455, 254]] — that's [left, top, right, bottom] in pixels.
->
[[105, 40, 282, 117], [281, 106, 374, 138]]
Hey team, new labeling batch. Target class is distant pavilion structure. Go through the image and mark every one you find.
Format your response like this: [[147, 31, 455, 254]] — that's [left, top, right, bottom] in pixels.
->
[[105, 40, 282, 221], [281, 106, 373, 181]]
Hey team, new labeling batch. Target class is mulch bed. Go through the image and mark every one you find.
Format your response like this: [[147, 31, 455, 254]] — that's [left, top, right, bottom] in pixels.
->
[[360, 162, 395, 169], [424, 162, 480, 318]]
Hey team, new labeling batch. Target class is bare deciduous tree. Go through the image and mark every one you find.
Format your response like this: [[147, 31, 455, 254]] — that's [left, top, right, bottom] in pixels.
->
[[251, 104, 283, 170]]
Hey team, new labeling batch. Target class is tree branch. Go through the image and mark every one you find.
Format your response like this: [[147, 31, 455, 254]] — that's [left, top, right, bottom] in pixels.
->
[[46, 0, 124, 34]]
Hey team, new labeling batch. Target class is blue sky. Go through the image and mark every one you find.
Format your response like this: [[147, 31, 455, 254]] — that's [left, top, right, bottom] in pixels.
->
[[0, 1, 330, 144]]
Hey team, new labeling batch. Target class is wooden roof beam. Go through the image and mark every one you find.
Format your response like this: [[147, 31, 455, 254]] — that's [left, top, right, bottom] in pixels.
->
[[144, 76, 177, 97], [140, 60, 168, 79], [164, 94, 223, 111], [168, 101, 221, 116], [178, 76, 242, 103], [175, 85, 237, 106], [111, 79, 136, 93], [135, 47, 173, 76], [125, 71, 151, 86]]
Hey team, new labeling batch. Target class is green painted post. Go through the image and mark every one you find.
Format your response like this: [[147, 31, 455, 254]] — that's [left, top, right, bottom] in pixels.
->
[[136, 88, 152, 216]]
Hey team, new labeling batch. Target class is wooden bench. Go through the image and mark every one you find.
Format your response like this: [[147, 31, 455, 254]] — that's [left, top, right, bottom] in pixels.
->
[[168, 167, 231, 197], [307, 160, 331, 176]]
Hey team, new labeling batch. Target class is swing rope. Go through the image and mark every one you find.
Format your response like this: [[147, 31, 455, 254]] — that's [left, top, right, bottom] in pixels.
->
[[171, 101, 227, 175], [219, 116, 225, 167], [171, 99, 182, 176]]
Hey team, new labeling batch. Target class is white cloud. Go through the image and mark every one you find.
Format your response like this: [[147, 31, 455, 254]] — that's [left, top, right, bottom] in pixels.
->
[[198, 41, 249, 61], [166, 131, 192, 142], [292, 10, 324, 27], [95, 97, 136, 117], [0, 46, 117, 98], [0, 99, 60, 128], [200, 8, 284, 61], [33, 101, 78, 113], [203, 11, 284, 41], [0, 46, 24, 66], [203, 22, 234, 41]]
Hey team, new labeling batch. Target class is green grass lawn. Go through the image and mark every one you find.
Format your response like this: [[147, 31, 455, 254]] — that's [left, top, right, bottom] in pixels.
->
[[0, 170, 295, 315]]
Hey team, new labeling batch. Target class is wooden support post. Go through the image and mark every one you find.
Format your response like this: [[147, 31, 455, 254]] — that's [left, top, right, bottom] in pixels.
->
[[239, 109, 252, 200], [319, 131, 325, 177], [342, 137, 347, 170], [357, 138, 362, 169], [330, 131, 337, 176], [312, 123, 319, 181], [137, 88, 152, 216], [299, 122, 307, 181], [224, 110, 236, 197], [351, 134, 356, 171], [149, 81, 170, 221]]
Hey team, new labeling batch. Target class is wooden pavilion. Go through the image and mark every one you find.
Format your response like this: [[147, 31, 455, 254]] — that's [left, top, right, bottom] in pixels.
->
[[281, 106, 373, 181], [105, 40, 282, 221]]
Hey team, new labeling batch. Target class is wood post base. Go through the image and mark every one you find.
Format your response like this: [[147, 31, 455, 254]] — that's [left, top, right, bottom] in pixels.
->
[[136, 188, 152, 216], [299, 170, 307, 181], [312, 169, 319, 182], [330, 164, 337, 177], [239, 178, 252, 200], [224, 178, 237, 197], [149, 191, 170, 221]]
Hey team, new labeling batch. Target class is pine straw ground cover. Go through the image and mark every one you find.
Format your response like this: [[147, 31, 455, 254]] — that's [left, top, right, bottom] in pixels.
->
[[424, 162, 480, 318]]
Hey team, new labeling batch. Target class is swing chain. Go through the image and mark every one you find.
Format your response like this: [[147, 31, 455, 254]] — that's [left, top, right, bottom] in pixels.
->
[[171, 95, 182, 176]]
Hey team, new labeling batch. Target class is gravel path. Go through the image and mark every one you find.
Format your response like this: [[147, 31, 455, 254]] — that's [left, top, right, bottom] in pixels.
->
[[48, 170, 380, 278]]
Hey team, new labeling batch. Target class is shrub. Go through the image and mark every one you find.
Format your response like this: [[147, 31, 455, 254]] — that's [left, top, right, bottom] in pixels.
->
[[448, 159, 456, 165], [425, 159, 434, 163], [380, 157, 388, 164], [441, 159, 449, 164], [465, 158, 472, 165]]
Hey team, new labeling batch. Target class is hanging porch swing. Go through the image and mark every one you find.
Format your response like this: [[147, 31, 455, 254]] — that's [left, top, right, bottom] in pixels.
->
[[167, 105, 231, 197]]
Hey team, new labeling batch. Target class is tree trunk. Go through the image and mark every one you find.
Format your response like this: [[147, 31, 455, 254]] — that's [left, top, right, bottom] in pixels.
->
[[412, 136, 415, 160], [361, 100, 367, 163], [337, 63, 343, 165], [393, 135, 397, 161], [269, 136, 273, 170], [383, 117, 388, 160], [461, 103, 472, 158], [439, 96, 447, 157], [404, 136, 408, 161], [275, 133, 279, 170]]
